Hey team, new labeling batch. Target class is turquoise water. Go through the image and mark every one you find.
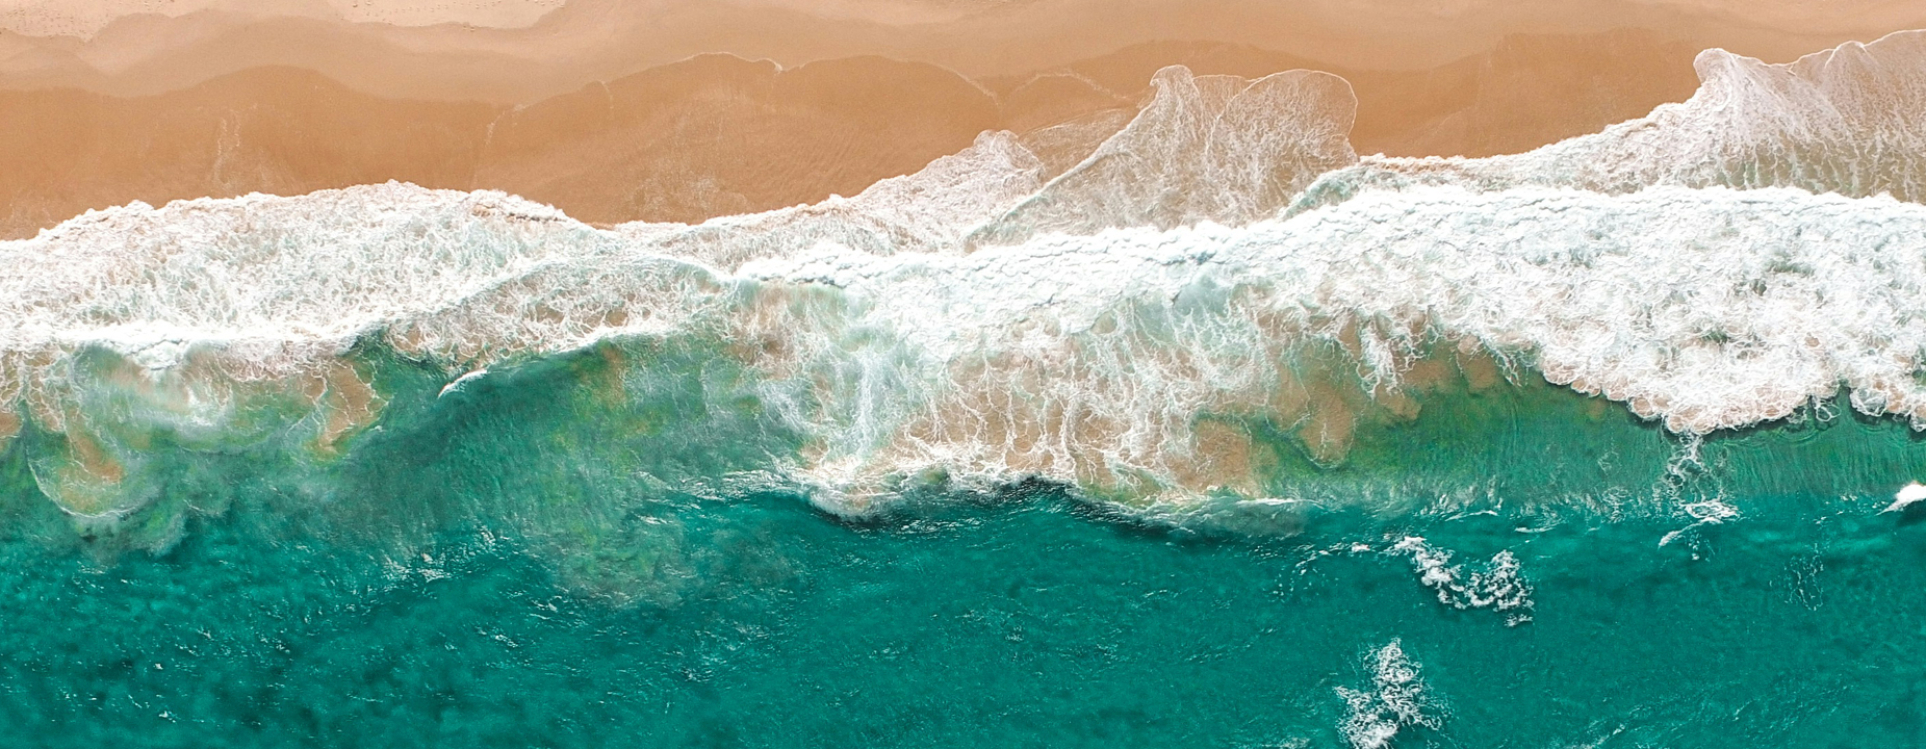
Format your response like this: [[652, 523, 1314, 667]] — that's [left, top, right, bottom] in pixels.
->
[[5, 341, 1926, 748]]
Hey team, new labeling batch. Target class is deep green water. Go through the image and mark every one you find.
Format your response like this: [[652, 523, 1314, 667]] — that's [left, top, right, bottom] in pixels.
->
[[5, 341, 1926, 748]]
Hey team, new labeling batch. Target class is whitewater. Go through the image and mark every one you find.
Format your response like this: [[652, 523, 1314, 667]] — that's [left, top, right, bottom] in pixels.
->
[[7, 31, 1926, 525], [7, 26, 1926, 749]]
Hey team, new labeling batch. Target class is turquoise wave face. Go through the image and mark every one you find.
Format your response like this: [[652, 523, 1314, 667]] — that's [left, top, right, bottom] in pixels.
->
[[4, 334, 1925, 747]]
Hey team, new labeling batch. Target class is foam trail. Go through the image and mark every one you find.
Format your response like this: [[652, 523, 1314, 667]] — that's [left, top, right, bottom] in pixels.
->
[[637, 64, 1358, 270], [1884, 482, 1926, 513], [1305, 30, 1926, 207], [628, 130, 1051, 270], [971, 66, 1358, 248], [1336, 640, 1442, 749], [663, 30, 1926, 275], [1388, 537, 1533, 625]]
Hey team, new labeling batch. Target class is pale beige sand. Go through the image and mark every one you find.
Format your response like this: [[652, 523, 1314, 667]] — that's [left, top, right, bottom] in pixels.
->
[[473, 54, 1001, 225], [0, 0, 1918, 104], [0, 0, 563, 38], [0, 66, 494, 235], [0, 55, 1001, 236]]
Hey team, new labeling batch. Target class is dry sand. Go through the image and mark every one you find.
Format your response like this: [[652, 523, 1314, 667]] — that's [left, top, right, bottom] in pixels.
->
[[0, 0, 564, 38], [0, 0, 1917, 104]]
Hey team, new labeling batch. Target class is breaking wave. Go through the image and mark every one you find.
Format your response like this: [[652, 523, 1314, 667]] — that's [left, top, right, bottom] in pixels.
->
[[7, 31, 1926, 544]]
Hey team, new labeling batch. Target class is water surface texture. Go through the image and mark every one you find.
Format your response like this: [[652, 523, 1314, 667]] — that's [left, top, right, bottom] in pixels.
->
[[6, 23, 1926, 749]]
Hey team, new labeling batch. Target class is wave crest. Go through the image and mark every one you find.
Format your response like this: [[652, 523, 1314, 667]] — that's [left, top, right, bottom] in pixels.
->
[[1302, 30, 1926, 210]]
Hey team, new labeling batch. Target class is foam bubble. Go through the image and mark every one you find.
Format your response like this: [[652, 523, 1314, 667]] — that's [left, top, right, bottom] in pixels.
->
[[1884, 482, 1926, 513], [635, 129, 1051, 270], [1659, 498, 1742, 548], [969, 66, 1358, 248], [1389, 536, 1534, 625], [13, 181, 1926, 511], [1303, 30, 1926, 208], [1335, 640, 1443, 749]]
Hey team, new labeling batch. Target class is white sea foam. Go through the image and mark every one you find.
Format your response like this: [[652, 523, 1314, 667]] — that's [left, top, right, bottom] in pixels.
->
[[439, 368, 489, 398], [1388, 536, 1534, 625], [14, 31, 1926, 510], [1336, 640, 1442, 749], [1883, 482, 1926, 513], [629, 64, 1355, 271], [11, 181, 1926, 510], [745, 184, 1926, 473], [629, 129, 1051, 269], [1658, 498, 1741, 548], [0, 184, 717, 395], [1304, 29, 1926, 207], [969, 66, 1357, 248]]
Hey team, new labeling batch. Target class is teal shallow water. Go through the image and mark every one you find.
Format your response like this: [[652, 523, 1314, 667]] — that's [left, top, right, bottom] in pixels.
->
[[5, 486, 1926, 747], [5, 343, 1926, 748]]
